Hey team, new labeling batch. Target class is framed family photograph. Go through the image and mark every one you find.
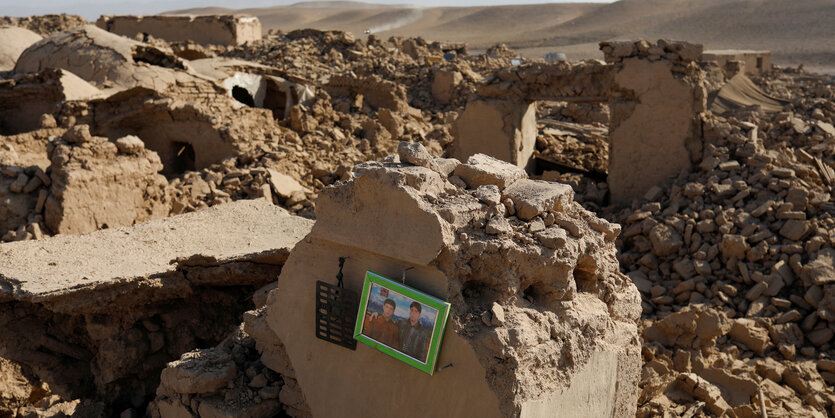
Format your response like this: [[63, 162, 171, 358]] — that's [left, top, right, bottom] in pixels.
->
[[353, 270, 451, 375]]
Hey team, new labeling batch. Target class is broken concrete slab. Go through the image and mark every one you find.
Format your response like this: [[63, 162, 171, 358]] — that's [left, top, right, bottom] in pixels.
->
[[0, 200, 312, 302], [0, 200, 312, 405], [1, 198, 311, 305]]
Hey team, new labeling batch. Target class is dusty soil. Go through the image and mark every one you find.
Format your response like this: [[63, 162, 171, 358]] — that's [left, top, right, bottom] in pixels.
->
[[174, 0, 835, 74]]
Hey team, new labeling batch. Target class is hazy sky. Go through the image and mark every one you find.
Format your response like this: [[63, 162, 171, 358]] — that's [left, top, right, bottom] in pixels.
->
[[0, 0, 615, 21]]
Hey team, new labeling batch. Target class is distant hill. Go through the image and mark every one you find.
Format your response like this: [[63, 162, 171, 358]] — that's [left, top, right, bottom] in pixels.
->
[[167, 0, 835, 73]]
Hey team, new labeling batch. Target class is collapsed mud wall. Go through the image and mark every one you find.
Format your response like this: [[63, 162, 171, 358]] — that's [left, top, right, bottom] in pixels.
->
[[452, 99, 536, 168], [702, 50, 773, 77], [44, 126, 170, 235], [2, 119, 174, 240], [0, 200, 312, 415], [474, 61, 613, 102], [603, 40, 707, 204], [188, 57, 315, 120], [85, 86, 283, 176], [0, 68, 101, 135], [14, 25, 197, 92], [96, 15, 261, 46], [325, 74, 412, 113], [228, 143, 642, 417], [454, 41, 708, 204]]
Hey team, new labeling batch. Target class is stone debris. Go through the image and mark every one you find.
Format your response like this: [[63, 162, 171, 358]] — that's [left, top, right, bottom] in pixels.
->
[[113, 135, 145, 155], [0, 14, 87, 37], [0, 9, 834, 417], [453, 153, 529, 189], [149, 309, 302, 418], [600, 60, 835, 416], [262, 148, 641, 417]]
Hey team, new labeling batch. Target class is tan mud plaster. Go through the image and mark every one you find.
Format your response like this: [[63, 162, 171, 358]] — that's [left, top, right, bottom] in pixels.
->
[[96, 15, 261, 46], [453, 99, 536, 169], [608, 58, 695, 204], [266, 154, 640, 417], [269, 241, 503, 418]]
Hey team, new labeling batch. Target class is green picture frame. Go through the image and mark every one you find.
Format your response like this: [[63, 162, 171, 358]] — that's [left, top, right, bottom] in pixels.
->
[[353, 270, 451, 375]]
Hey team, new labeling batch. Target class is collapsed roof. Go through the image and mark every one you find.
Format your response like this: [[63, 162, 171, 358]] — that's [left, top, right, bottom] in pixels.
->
[[709, 73, 789, 114], [14, 25, 202, 92], [0, 26, 42, 71]]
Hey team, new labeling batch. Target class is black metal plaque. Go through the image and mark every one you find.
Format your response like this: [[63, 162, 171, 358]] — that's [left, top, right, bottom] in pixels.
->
[[315, 280, 359, 350]]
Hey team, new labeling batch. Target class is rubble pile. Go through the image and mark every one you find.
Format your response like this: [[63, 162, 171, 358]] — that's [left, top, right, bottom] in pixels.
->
[[222, 29, 506, 117], [538, 101, 610, 125], [1, 125, 56, 241], [156, 144, 642, 417], [1, 24, 495, 240], [150, 308, 303, 418], [534, 116, 609, 175], [603, 70, 835, 416], [0, 23, 545, 235], [2, 10, 835, 416], [0, 68, 102, 134], [269, 145, 641, 416], [0, 14, 87, 37], [534, 100, 611, 171]]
